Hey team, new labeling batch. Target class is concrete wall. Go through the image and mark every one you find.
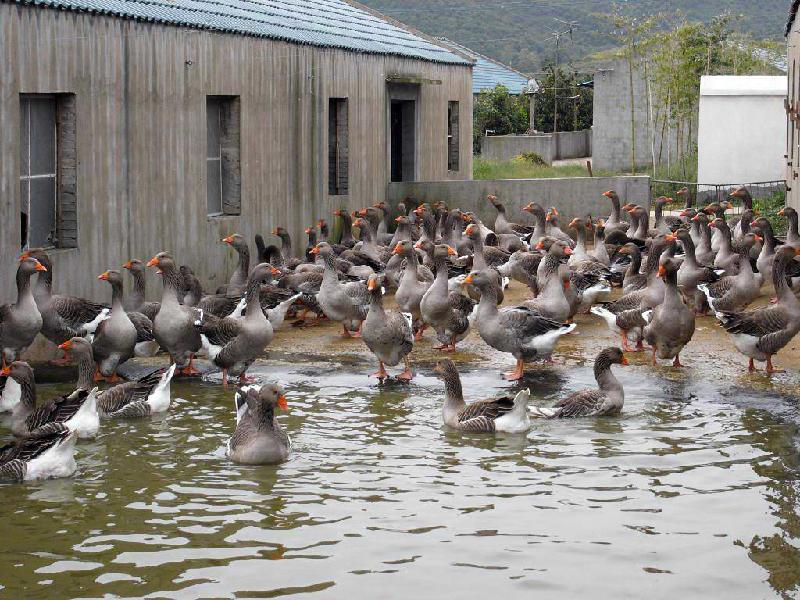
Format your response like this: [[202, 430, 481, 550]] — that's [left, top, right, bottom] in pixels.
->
[[0, 4, 474, 303], [593, 58, 685, 173], [481, 130, 591, 164], [388, 176, 650, 225], [698, 83, 786, 185]]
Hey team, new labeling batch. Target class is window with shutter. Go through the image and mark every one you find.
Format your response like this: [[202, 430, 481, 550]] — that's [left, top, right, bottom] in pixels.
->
[[328, 98, 349, 196], [19, 94, 76, 250], [448, 101, 460, 172], [206, 96, 241, 216]]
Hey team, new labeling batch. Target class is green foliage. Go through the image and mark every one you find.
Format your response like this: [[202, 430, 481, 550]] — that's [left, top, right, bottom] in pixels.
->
[[754, 191, 788, 236], [533, 65, 593, 133], [512, 152, 547, 167], [473, 157, 590, 180], [473, 85, 530, 152]]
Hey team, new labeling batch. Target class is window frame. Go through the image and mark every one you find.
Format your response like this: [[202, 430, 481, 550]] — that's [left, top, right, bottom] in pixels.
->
[[328, 97, 349, 196], [447, 100, 460, 172], [206, 95, 241, 217]]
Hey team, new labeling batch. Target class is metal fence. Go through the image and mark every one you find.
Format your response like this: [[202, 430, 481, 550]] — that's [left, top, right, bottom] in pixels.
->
[[651, 179, 787, 234]]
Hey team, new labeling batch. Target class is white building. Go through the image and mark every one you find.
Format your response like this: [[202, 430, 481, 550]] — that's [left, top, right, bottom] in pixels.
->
[[697, 76, 787, 185]]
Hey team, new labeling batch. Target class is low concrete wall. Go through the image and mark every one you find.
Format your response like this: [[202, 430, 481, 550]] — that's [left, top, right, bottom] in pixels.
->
[[388, 175, 650, 225], [481, 130, 592, 164]]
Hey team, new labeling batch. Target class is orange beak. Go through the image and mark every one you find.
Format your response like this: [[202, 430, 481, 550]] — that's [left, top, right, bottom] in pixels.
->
[[123, 261, 133, 270], [414, 241, 423, 250], [309, 246, 320, 255], [778, 208, 786, 216], [709, 222, 717, 229], [222, 235, 234, 244], [271, 228, 279, 236], [657, 265, 666, 278], [465, 224, 476, 235], [464, 273, 474, 284], [58, 340, 73, 350], [333, 209, 342, 216], [277, 395, 288, 411], [564, 247, 573, 256], [620, 356, 629, 366], [392, 243, 404, 255], [546, 214, 552, 222], [0, 366, 9, 376], [535, 241, 544, 250], [304, 228, 312, 234], [794, 247, 800, 256], [359, 209, 367, 217], [754, 234, 763, 243], [98, 271, 110, 281], [447, 246, 456, 256], [665, 233, 677, 242], [602, 191, 612, 198], [395, 216, 403, 223], [33, 260, 48, 272], [367, 278, 377, 291], [691, 214, 700, 222], [569, 218, 579, 229], [269, 266, 282, 275], [146, 256, 159, 267]]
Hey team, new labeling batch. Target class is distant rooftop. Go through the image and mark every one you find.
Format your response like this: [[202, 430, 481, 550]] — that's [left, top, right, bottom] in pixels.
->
[[436, 37, 536, 94], [700, 75, 787, 97], [6, 0, 471, 65]]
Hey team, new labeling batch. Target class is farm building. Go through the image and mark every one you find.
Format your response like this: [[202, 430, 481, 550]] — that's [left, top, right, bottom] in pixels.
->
[[786, 2, 800, 209], [0, 0, 473, 301], [698, 75, 786, 187]]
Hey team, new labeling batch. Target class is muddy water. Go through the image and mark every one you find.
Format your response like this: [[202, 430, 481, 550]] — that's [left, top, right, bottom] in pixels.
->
[[1, 291, 800, 598]]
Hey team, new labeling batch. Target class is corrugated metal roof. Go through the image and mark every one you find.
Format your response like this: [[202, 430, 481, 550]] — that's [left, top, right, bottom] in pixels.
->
[[437, 37, 534, 94], [8, 0, 471, 65]]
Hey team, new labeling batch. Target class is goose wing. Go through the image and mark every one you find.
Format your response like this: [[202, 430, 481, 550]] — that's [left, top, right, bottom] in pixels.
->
[[24, 390, 89, 432], [197, 313, 242, 346], [553, 389, 606, 417]]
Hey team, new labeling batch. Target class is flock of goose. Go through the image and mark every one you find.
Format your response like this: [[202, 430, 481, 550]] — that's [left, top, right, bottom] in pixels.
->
[[0, 188, 799, 481]]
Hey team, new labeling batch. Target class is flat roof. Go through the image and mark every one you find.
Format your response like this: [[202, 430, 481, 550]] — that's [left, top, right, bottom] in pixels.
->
[[700, 75, 787, 96]]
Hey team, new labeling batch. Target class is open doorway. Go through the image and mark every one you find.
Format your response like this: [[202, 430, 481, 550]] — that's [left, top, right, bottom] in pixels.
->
[[388, 83, 418, 182]]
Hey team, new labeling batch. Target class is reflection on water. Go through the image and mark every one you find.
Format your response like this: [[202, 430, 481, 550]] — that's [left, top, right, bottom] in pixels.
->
[[0, 358, 798, 598]]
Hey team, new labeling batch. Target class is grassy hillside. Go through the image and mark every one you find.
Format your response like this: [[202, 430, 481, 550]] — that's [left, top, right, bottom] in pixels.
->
[[361, 0, 788, 73]]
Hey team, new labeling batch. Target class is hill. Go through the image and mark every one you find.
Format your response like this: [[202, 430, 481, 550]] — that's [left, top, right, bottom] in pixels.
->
[[360, 0, 789, 74]]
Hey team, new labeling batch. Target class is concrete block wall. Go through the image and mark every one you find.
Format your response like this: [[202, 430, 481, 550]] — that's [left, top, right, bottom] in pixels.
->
[[388, 175, 650, 225], [481, 130, 592, 164]]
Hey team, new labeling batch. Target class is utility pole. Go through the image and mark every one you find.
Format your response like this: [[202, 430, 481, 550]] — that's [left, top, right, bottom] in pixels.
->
[[545, 20, 577, 136]]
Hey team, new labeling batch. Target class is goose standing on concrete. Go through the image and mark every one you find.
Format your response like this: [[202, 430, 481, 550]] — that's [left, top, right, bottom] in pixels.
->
[[433, 359, 531, 433], [643, 258, 696, 367], [227, 384, 291, 465], [361, 274, 414, 382], [311, 243, 370, 337]]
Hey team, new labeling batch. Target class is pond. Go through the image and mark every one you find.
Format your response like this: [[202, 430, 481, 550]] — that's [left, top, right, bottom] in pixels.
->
[[1, 308, 799, 598]]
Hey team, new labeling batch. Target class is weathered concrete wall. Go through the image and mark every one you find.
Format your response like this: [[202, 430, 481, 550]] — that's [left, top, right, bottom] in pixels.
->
[[788, 28, 800, 210], [0, 4, 473, 304], [388, 176, 650, 225], [481, 129, 591, 164], [593, 58, 686, 173]]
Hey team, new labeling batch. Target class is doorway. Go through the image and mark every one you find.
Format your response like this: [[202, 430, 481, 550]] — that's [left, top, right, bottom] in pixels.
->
[[389, 98, 416, 182]]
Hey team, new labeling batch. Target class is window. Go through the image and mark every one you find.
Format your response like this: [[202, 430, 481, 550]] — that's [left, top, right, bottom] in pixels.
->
[[447, 101, 460, 172], [206, 96, 241, 215], [19, 94, 77, 249], [328, 98, 349, 196]]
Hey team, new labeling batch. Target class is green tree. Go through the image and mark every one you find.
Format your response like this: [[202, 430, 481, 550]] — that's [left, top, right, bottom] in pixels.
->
[[472, 85, 530, 153], [533, 65, 593, 134]]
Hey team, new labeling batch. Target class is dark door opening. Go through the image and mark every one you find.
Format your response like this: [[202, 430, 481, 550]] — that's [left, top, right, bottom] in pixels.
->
[[390, 100, 415, 182]]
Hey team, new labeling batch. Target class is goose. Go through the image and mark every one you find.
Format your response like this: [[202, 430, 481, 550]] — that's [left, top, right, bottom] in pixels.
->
[[220, 233, 250, 294], [272, 227, 304, 269], [642, 258, 695, 367], [333, 209, 357, 249], [522, 202, 549, 245], [0, 429, 78, 482], [352, 217, 391, 264], [698, 233, 762, 313], [433, 359, 530, 433], [310, 243, 369, 338], [591, 236, 674, 351], [180, 265, 204, 307], [62, 336, 175, 418], [465, 270, 574, 380], [488, 195, 533, 236], [652, 196, 681, 234], [779, 207, 800, 248], [0, 256, 46, 366], [702, 201, 733, 253], [531, 347, 627, 418], [361, 275, 414, 382], [675, 229, 719, 314], [710, 218, 739, 274], [545, 208, 575, 247], [462, 224, 507, 303], [601, 190, 628, 233], [728, 186, 754, 240], [522, 242, 572, 322], [1, 361, 99, 439], [148, 252, 203, 375], [715, 246, 800, 373], [195, 263, 276, 386], [92, 270, 138, 381], [392, 240, 433, 338], [619, 243, 647, 294], [691, 212, 716, 266], [566, 217, 596, 266], [389, 215, 416, 248], [122, 259, 161, 321], [0, 369, 21, 413], [20, 249, 108, 363], [752, 216, 778, 285], [226, 384, 291, 465], [680, 208, 703, 247], [588, 219, 611, 266], [497, 250, 542, 295], [419, 245, 475, 352]]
